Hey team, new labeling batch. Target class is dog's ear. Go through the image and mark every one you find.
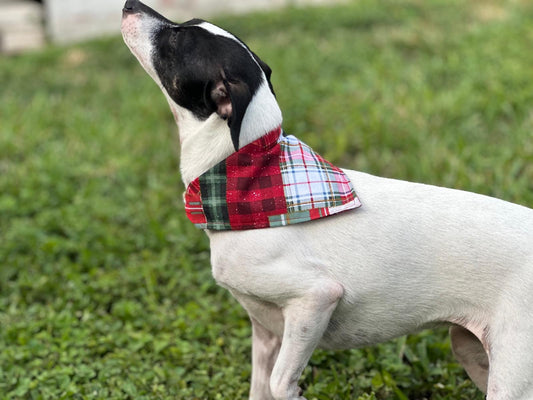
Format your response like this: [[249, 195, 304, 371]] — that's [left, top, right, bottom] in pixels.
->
[[210, 81, 232, 120], [251, 52, 275, 96], [210, 70, 252, 151], [254, 55, 272, 81]]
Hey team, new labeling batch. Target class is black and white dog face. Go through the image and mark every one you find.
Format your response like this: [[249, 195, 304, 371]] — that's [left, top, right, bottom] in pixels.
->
[[121, 0, 282, 153]]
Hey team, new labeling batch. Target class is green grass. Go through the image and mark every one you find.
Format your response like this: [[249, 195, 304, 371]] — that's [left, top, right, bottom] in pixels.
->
[[1, 0, 532, 398]]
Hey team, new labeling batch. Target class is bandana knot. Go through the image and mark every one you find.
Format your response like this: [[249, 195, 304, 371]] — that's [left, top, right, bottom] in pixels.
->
[[185, 127, 361, 230]]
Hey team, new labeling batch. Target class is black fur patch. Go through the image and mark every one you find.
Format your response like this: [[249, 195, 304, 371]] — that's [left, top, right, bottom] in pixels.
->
[[151, 21, 272, 141]]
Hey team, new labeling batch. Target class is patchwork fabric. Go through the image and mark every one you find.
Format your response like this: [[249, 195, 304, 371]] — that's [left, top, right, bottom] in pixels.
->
[[198, 162, 231, 230], [184, 127, 361, 230]]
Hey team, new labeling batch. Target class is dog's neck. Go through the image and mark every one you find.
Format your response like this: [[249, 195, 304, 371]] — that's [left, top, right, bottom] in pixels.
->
[[178, 112, 235, 187], [174, 81, 283, 186]]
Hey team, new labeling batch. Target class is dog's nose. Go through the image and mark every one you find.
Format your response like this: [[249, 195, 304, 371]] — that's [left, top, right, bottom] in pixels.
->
[[122, 0, 176, 25], [123, 0, 140, 14]]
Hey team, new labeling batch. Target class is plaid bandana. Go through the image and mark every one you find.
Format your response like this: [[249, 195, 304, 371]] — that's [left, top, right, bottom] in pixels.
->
[[184, 127, 361, 230]]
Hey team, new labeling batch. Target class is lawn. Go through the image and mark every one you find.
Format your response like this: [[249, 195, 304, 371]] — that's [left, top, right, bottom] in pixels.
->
[[1, 0, 532, 399]]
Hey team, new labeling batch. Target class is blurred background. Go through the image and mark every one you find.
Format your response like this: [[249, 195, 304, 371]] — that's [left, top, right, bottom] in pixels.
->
[[1, 0, 532, 399], [0, 0, 338, 52]]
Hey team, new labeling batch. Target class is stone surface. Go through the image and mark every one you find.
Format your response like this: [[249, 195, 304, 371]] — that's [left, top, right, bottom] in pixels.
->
[[0, 0, 345, 51], [44, 0, 344, 44], [0, 1, 44, 53]]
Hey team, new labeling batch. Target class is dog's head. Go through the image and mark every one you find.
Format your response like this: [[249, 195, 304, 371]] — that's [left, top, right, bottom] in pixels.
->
[[121, 0, 282, 154]]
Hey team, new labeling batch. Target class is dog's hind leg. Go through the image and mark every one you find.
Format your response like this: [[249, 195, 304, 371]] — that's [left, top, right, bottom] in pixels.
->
[[482, 272, 533, 400], [485, 337, 533, 399], [268, 280, 344, 400], [485, 319, 533, 398]]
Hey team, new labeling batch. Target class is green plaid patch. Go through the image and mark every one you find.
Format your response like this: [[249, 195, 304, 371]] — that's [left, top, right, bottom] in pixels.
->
[[199, 162, 231, 230]]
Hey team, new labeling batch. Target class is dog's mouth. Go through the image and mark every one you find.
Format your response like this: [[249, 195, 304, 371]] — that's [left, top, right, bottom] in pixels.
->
[[120, 9, 140, 49], [121, 0, 142, 41], [121, 0, 162, 86], [121, 0, 177, 48]]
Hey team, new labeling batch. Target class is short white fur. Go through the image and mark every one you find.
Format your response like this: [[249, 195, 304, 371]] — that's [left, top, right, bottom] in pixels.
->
[[122, 7, 533, 400]]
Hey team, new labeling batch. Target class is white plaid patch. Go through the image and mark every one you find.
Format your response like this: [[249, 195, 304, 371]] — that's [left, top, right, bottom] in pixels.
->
[[279, 134, 358, 212]]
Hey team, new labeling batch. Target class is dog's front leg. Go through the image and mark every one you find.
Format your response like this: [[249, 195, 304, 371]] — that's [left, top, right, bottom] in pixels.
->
[[250, 318, 282, 400], [269, 281, 344, 400]]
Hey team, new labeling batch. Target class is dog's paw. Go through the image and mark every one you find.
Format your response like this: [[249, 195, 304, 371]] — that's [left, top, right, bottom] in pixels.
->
[[291, 386, 306, 400], [271, 387, 306, 400]]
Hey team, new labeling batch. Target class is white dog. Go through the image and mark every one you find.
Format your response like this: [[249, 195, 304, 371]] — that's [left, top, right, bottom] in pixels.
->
[[121, 1, 533, 399]]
